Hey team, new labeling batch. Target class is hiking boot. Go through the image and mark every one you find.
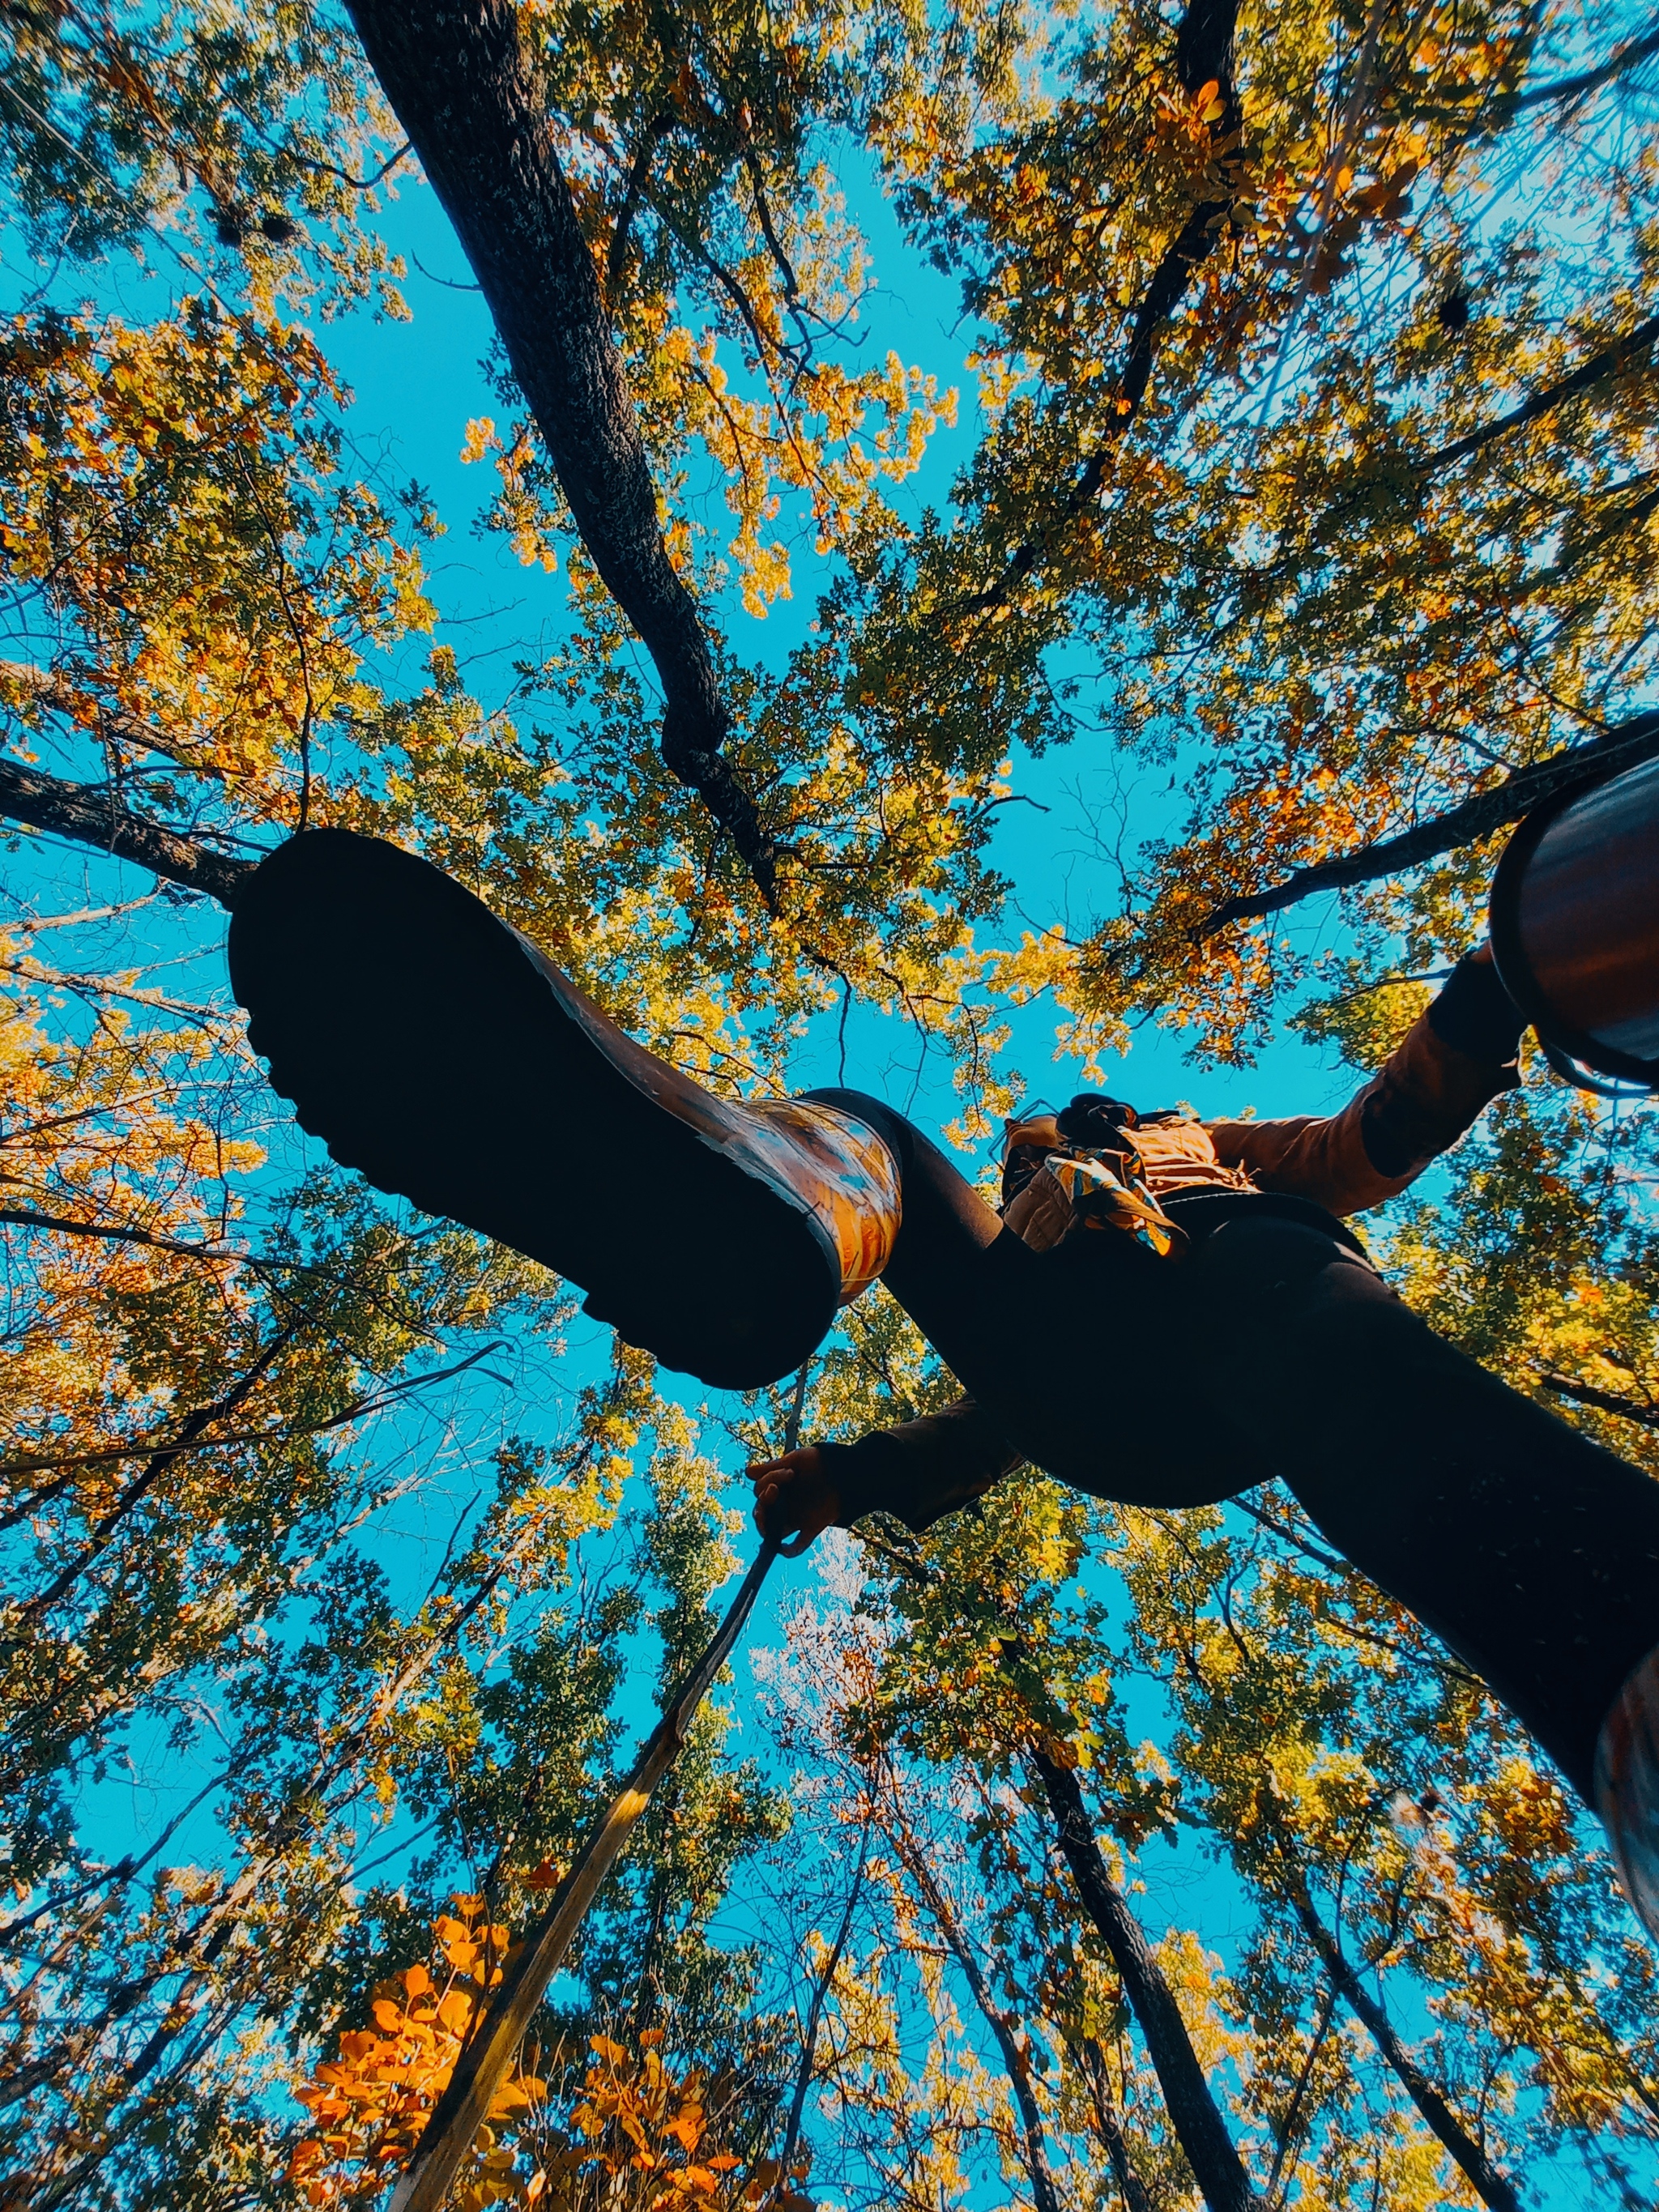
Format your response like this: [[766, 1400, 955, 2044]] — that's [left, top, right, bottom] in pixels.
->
[[227, 829, 900, 1388], [1594, 1643, 1659, 1941]]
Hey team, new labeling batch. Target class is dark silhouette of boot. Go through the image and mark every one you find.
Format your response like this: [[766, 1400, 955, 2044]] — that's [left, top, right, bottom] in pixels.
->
[[228, 830, 899, 1388]]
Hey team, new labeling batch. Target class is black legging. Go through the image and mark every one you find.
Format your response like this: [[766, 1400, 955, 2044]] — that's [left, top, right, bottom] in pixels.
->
[[807, 1089, 1659, 1803]]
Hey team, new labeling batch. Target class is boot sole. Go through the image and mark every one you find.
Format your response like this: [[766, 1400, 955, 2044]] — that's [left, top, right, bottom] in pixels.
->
[[227, 830, 838, 1387]]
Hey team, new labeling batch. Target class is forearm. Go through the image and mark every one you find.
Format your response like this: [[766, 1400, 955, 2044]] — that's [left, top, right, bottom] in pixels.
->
[[1209, 953, 1525, 1213], [820, 1396, 1025, 1533]]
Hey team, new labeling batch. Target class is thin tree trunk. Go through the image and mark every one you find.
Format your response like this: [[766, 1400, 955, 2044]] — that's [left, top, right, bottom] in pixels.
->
[[339, 0, 776, 901], [1075, 2035, 1155, 2212], [1030, 1742, 1262, 2212], [1277, 1875, 1522, 2212], [968, 0, 1242, 616], [774, 1820, 869, 2180], [885, 1818, 1067, 2212], [860, 1546, 1257, 2212], [1261, 1984, 1336, 2206]]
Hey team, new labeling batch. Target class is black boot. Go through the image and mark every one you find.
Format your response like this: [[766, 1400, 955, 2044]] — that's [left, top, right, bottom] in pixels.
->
[[228, 830, 899, 1388]]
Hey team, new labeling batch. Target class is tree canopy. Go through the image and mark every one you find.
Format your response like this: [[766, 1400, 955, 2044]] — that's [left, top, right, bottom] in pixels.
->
[[1, 0, 1657, 2204]]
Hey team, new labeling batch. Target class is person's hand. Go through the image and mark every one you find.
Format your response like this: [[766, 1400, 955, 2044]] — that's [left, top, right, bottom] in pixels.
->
[[749, 1445, 841, 1556]]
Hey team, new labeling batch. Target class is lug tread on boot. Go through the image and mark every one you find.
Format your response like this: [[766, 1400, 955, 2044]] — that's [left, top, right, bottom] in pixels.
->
[[227, 829, 839, 1388]]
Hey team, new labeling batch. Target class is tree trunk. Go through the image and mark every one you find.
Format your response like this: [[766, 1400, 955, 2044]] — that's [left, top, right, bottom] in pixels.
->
[[1075, 2035, 1156, 2212], [969, 0, 1242, 614], [1280, 1879, 1523, 2212], [887, 1818, 1067, 2212], [340, 0, 776, 900], [1030, 1743, 1263, 2212]]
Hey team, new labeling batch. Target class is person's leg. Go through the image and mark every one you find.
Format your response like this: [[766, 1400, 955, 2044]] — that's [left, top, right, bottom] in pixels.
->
[[229, 830, 910, 1389], [1186, 1212, 1659, 1804], [804, 1089, 1274, 1506]]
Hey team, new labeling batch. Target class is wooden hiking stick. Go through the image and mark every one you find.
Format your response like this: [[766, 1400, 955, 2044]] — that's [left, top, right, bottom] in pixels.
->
[[388, 1534, 783, 2212]]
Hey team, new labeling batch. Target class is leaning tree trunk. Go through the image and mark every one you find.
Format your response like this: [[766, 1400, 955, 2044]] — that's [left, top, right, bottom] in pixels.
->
[[1030, 1742, 1264, 2212], [1249, 1796, 1525, 2212], [341, 0, 777, 901]]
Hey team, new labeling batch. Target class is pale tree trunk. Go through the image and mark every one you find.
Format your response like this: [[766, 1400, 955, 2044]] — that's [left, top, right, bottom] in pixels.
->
[[884, 1815, 1068, 2212]]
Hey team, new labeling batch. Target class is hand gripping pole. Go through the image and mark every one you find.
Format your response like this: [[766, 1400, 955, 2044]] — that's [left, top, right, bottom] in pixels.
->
[[388, 1536, 783, 2212]]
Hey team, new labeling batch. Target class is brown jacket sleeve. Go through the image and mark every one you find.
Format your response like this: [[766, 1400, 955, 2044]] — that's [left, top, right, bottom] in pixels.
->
[[820, 1396, 1024, 1534], [1205, 956, 1525, 1217]]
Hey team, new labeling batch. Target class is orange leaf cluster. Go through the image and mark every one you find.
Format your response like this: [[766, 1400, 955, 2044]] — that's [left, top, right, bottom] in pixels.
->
[[290, 1894, 532, 2208]]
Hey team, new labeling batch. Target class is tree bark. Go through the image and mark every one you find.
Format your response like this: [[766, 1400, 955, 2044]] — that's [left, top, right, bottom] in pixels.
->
[[0, 757, 252, 908], [774, 1823, 868, 2180], [1201, 706, 1659, 934], [1030, 1742, 1263, 2212], [1076, 2034, 1156, 2212], [1414, 313, 1659, 476], [1542, 1372, 1659, 1430], [339, 0, 777, 901]]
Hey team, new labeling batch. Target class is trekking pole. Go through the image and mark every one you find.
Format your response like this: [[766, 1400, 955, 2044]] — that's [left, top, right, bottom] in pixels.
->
[[388, 1533, 784, 2212]]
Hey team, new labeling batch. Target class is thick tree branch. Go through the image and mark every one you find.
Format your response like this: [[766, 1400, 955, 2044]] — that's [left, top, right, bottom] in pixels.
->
[[0, 757, 253, 909], [1542, 1372, 1659, 1430], [340, 0, 778, 901], [969, 0, 1242, 616], [1201, 708, 1659, 934], [1507, 12, 1659, 113], [0, 1208, 252, 1264]]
